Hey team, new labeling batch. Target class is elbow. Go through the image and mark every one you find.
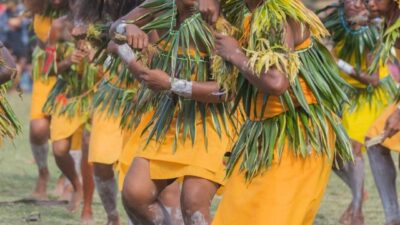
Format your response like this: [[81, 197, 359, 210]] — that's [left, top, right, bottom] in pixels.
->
[[262, 76, 289, 96]]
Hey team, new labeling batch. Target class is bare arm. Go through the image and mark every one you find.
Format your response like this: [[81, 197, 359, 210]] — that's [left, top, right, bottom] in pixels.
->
[[125, 60, 229, 103], [0, 43, 16, 84], [46, 18, 74, 74]]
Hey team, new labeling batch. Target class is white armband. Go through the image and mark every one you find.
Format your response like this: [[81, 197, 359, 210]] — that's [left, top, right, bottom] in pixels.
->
[[116, 22, 127, 35], [117, 44, 137, 65], [337, 59, 355, 75], [170, 78, 193, 98]]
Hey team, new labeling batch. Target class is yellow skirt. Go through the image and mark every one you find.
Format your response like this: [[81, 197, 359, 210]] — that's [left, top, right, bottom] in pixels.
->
[[212, 128, 335, 225], [88, 111, 124, 164], [367, 104, 400, 152], [30, 78, 57, 120], [342, 88, 390, 145], [117, 111, 233, 189], [50, 113, 88, 142]]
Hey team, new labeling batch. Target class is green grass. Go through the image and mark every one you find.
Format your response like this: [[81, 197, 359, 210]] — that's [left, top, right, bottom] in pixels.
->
[[0, 92, 398, 225]]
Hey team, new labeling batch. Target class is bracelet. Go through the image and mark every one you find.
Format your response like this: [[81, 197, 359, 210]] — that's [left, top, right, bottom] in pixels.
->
[[117, 44, 137, 64], [116, 22, 127, 35], [170, 77, 193, 98], [337, 59, 355, 75]]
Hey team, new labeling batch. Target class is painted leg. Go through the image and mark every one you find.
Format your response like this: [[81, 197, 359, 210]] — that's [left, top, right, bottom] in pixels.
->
[[368, 145, 400, 225], [80, 129, 94, 224], [181, 176, 218, 225], [122, 157, 171, 225], [94, 163, 120, 225], [159, 181, 183, 225], [30, 118, 51, 200]]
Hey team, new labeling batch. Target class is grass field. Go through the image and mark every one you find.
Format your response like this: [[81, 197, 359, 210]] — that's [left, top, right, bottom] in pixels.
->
[[0, 92, 398, 225]]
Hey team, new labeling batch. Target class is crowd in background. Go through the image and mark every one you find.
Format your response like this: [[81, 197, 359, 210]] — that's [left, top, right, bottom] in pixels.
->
[[0, 0, 35, 92]]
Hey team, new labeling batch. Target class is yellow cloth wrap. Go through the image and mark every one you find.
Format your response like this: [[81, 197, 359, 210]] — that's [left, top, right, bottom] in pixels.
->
[[342, 87, 390, 145], [249, 77, 317, 120], [212, 128, 335, 225], [88, 110, 124, 164], [70, 126, 83, 150], [333, 44, 392, 145], [30, 77, 57, 120], [50, 113, 88, 142], [30, 15, 55, 120], [33, 15, 52, 43], [367, 104, 400, 152], [117, 108, 234, 188]]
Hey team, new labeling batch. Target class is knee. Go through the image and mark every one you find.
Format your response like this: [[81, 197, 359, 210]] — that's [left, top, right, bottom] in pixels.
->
[[30, 120, 49, 144], [122, 177, 153, 213], [181, 188, 208, 215], [52, 141, 70, 157]]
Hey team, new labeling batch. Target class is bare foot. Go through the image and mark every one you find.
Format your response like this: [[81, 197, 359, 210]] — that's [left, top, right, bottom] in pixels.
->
[[80, 207, 94, 225], [106, 215, 120, 225], [339, 205, 352, 225], [66, 187, 83, 213], [350, 213, 364, 225], [60, 183, 74, 201], [52, 175, 66, 197], [31, 169, 49, 200]]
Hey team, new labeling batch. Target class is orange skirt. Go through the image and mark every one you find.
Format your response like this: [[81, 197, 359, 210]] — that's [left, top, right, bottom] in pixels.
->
[[212, 127, 335, 225], [30, 78, 57, 120], [367, 104, 400, 152], [88, 111, 124, 164]]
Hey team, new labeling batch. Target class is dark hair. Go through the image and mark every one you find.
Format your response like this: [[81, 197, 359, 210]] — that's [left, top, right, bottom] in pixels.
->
[[23, 0, 49, 15], [75, 0, 145, 23]]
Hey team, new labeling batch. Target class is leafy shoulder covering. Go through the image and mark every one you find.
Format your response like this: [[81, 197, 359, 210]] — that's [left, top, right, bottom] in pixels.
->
[[221, 0, 329, 82], [319, 3, 379, 72]]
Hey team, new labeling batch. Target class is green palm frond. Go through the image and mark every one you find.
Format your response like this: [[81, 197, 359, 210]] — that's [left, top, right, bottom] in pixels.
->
[[123, 0, 238, 151], [0, 85, 21, 141], [369, 19, 400, 74], [43, 42, 100, 118]]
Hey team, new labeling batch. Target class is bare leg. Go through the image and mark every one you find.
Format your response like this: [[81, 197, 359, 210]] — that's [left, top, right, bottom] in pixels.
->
[[159, 181, 183, 225], [181, 176, 219, 225], [122, 157, 172, 225], [367, 145, 400, 225], [94, 163, 120, 225], [80, 129, 94, 224], [30, 118, 51, 200], [334, 140, 365, 225], [53, 174, 67, 198], [52, 137, 82, 212]]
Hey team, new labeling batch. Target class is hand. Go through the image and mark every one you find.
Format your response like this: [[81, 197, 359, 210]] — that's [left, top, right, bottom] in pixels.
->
[[199, 0, 220, 25], [214, 33, 242, 62], [382, 108, 400, 140], [139, 69, 171, 91], [70, 49, 88, 64], [357, 72, 379, 87], [124, 24, 148, 50]]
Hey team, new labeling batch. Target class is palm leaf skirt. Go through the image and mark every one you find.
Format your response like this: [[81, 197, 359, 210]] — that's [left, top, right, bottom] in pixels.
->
[[0, 85, 21, 141], [228, 40, 353, 181]]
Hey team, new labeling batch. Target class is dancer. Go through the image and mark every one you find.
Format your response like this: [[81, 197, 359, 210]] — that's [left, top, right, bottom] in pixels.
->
[[319, 1, 397, 224], [364, 0, 400, 224], [110, 0, 239, 224], [24, 0, 70, 200], [197, 0, 354, 224]]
